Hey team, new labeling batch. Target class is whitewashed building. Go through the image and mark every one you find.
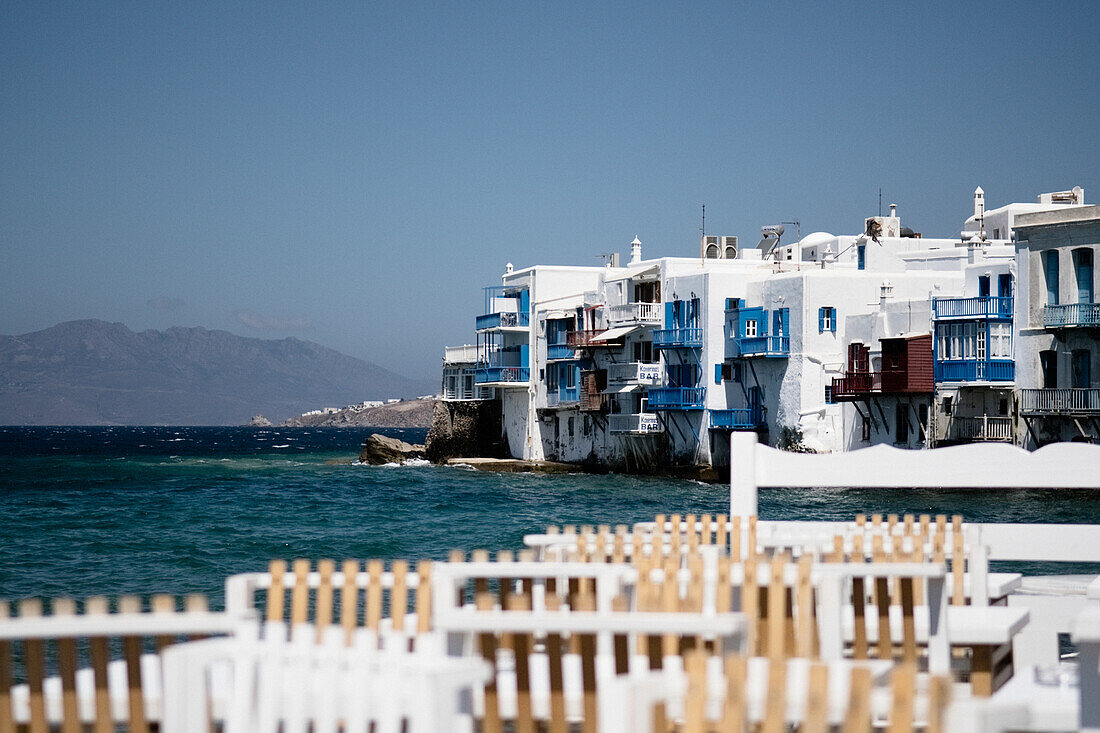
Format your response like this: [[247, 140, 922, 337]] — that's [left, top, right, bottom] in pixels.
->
[[443, 187, 1094, 467]]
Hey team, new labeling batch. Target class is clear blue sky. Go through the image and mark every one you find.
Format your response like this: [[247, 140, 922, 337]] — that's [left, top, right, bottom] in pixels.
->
[[2, 2, 1097, 379]]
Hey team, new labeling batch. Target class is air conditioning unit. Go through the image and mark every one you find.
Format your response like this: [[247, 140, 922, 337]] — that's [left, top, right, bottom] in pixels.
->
[[701, 235, 720, 259], [720, 235, 738, 259]]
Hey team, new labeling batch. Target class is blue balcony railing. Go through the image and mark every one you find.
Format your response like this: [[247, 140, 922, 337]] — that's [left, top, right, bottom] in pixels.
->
[[710, 406, 763, 430], [648, 386, 706, 410], [934, 359, 1015, 383], [1043, 303, 1100, 328], [932, 296, 1013, 319], [476, 311, 530, 331], [654, 327, 703, 348], [475, 366, 530, 384], [547, 343, 574, 360], [733, 336, 790, 358]]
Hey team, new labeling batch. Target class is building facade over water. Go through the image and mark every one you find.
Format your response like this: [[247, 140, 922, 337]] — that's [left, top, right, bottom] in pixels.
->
[[441, 188, 1094, 468]]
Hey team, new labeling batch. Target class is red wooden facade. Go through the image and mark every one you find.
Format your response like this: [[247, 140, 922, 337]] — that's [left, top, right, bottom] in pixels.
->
[[832, 334, 933, 401]]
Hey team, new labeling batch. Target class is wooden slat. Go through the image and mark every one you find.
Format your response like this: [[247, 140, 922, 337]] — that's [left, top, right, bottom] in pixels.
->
[[900, 577, 917, 665], [796, 555, 816, 658], [472, 550, 490, 600], [266, 559, 287, 621], [51, 598, 81, 733], [716, 513, 728, 552], [544, 594, 567, 733], [290, 558, 310, 625], [184, 594, 208, 641], [661, 557, 678, 657], [761, 657, 786, 733], [152, 594, 176, 651], [390, 560, 408, 633], [19, 599, 47, 733], [506, 594, 535, 733], [496, 550, 514, 609], [475, 593, 501, 733], [971, 645, 994, 696], [366, 559, 383, 631], [952, 516, 966, 606], [767, 554, 786, 661], [612, 596, 630, 675], [716, 557, 732, 614], [416, 560, 432, 634], [341, 559, 359, 644], [0, 602, 13, 733], [926, 675, 951, 733], [842, 667, 872, 733], [742, 555, 759, 656], [802, 662, 829, 733], [315, 559, 335, 641], [887, 663, 915, 733], [875, 577, 891, 660], [747, 516, 758, 559], [573, 592, 598, 733], [701, 513, 713, 546], [730, 515, 741, 561], [683, 649, 707, 733], [85, 596, 113, 733], [686, 513, 698, 552], [721, 654, 747, 733], [119, 596, 149, 733]]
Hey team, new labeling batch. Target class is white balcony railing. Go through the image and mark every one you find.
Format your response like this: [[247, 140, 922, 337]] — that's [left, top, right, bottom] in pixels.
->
[[444, 344, 479, 364], [607, 302, 662, 325], [947, 416, 1015, 442], [1020, 388, 1100, 414], [606, 362, 662, 385], [608, 413, 662, 434]]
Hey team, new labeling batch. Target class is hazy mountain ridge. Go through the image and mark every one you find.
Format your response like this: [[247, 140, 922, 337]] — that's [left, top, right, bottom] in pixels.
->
[[0, 320, 437, 425]]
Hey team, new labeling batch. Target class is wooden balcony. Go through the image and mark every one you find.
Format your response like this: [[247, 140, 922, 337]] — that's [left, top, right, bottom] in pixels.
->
[[1043, 303, 1100, 329], [1020, 388, 1100, 415], [946, 416, 1015, 442]]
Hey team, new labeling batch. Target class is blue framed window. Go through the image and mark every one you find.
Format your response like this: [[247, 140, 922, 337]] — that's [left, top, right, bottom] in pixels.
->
[[818, 306, 836, 333], [857, 245, 866, 270]]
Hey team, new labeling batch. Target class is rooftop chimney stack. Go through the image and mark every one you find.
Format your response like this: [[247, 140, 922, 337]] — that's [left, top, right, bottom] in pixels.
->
[[630, 236, 642, 264], [889, 203, 897, 218], [973, 187, 985, 219]]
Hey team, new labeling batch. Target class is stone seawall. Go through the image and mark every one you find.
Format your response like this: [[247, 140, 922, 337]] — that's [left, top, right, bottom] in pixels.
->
[[425, 399, 507, 463]]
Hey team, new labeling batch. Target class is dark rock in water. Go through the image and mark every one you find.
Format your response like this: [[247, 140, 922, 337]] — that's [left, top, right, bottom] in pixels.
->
[[358, 433, 426, 465]]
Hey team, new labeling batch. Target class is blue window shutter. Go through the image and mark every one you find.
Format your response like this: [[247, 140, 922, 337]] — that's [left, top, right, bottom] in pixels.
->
[[818, 308, 825, 333], [664, 302, 675, 329], [830, 308, 836, 333], [714, 363, 723, 384]]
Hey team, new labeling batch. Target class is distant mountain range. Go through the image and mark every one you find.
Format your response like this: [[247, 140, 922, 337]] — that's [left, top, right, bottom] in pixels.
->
[[0, 320, 438, 425]]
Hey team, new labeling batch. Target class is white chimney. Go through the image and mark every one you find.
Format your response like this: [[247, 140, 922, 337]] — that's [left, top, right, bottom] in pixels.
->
[[889, 203, 897, 218], [505, 262, 514, 274], [973, 187, 985, 219], [630, 236, 642, 264]]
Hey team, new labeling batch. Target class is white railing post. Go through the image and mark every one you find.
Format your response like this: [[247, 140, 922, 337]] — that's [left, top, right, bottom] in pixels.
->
[[730, 432, 758, 518]]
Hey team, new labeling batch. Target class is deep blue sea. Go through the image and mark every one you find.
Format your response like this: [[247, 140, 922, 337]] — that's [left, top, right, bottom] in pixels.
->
[[3, 426, 1099, 606]]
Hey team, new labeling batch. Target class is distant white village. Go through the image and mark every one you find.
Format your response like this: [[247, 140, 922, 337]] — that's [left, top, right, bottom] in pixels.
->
[[300, 395, 435, 417], [440, 186, 1098, 469]]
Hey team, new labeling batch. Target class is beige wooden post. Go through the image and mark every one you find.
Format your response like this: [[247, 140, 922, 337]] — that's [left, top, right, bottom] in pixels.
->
[[573, 592, 598, 733], [316, 559, 335, 641], [803, 662, 829, 733], [119, 595, 148, 733], [761, 656, 786, 733], [545, 593, 567, 733], [716, 513, 728, 553], [952, 516, 966, 606], [19, 599, 47, 733], [720, 654, 747, 733], [85, 596, 112, 733], [290, 559, 310, 626], [151, 594, 176, 651], [842, 667, 872, 733], [416, 560, 432, 634], [796, 554, 816, 658], [48, 599, 80, 733], [267, 559, 287, 622], [366, 559, 383, 632], [390, 560, 408, 634], [683, 649, 707, 733], [475, 593, 501, 733], [0, 602, 12, 733], [341, 559, 360, 645], [506, 594, 535, 733], [887, 663, 915, 733]]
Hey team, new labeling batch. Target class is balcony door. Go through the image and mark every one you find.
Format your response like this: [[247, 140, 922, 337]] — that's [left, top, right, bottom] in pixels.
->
[[1072, 350, 1091, 389], [1043, 251, 1059, 305], [1074, 248, 1094, 304], [1040, 350, 1058, 389]]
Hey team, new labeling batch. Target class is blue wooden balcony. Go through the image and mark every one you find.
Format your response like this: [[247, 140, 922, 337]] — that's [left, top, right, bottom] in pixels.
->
[[709, 406, 763, 430], [732, 336, 790, 358], [654, 327, 703, 349], [932, 296, 1013, 319], [547, 343, 575, 360], [934, 359, 1014, 383], [647, 386, 706, 410], [476, 311, 530, 331], [475, 366, 530, 384], [1043, 303, 1100, 328]]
